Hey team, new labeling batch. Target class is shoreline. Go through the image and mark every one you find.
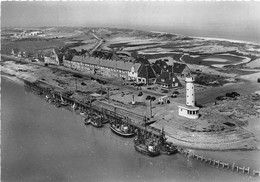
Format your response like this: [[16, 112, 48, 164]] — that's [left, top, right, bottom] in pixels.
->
[[1, 56, 259, 151], [150, 30, 260, 45]]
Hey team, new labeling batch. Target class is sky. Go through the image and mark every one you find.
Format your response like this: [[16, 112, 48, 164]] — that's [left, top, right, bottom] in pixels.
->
[[2, 1, 260, 41]]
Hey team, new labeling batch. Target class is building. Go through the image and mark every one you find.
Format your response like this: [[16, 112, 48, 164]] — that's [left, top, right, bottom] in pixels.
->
[[63, 56, 141, 81], [156, 71, 182, 88], [152, 60, 169, 75], [137, 63, 157, 85], [169, 62, 190, 77], [178, 76, 199, 119]]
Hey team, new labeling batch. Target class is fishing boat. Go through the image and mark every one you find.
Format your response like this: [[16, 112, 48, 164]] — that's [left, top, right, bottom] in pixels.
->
[[89, 115, 103, 128], [84, 116, 91, 125], [45, 94, 51, 100], [60, 95, 68, 106], [159, 142, 178, 155], [80, 111, 87, 116], [158, 128, 178, 155], [71, 103, 77, 110], [110, 123, 135, 137], [133, 130, 160, 157], [60, 101, 68, 106], [134, 139, 160, 157]]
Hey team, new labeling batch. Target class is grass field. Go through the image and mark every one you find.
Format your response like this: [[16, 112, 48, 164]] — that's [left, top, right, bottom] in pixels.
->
[[1, 38, 66, 55]]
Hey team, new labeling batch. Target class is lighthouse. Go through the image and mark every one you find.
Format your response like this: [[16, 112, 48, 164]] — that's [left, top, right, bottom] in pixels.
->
[[186, 77, 195, 106], [178, 76, 199, 119]]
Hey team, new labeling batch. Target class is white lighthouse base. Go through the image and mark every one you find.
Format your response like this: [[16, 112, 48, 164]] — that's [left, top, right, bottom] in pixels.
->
[[178, 105, 199, 119]]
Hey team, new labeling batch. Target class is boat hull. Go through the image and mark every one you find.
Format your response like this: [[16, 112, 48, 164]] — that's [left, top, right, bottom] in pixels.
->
[[134, 144, 160, 157], [90, 120, 103, 128], [110, 125, 135, 138], [160, 148, 178, 155]]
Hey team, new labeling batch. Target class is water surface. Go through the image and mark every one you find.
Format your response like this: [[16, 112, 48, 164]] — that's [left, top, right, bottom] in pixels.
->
[[1, 77, 258, 182]]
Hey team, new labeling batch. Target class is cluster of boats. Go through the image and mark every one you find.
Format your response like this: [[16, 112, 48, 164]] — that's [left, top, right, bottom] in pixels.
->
[[134, 128, 178, 157], [45, 94, 69, 108], [45, 94, 178, 157]]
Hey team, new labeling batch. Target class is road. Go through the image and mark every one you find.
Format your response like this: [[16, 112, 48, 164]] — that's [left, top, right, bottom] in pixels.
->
[[89, 33, 104, 55]]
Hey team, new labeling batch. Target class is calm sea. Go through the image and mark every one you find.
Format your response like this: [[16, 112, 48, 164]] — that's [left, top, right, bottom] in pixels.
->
[[1, 76, 259, 182]]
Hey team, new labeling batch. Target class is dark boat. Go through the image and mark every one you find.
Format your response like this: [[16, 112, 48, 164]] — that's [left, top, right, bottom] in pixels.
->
[[159, 142, 178, 155], [133, 129, 160, 157], [89, 115, 103, 128], [110, 123, 135, 137], [84, 116, 91, 125], [60, 101, 68, 106], [158, 128, 178, 155], [134, 139, 160, 157], [60, 95, 68, 106]]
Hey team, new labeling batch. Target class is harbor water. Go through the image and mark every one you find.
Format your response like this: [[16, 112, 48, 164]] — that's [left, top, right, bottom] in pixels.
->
[[1, 76, 259, 182]]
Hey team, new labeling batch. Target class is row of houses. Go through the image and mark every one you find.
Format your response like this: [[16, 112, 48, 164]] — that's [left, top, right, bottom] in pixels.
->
[[62, 55, 184, 88], [63, 56, 158, 84], [11, 48, 187, 88]]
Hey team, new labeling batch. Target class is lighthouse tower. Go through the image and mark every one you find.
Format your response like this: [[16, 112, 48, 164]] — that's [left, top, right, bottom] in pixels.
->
[[178, 76, 199, 119], [186, 77, 195, 106]]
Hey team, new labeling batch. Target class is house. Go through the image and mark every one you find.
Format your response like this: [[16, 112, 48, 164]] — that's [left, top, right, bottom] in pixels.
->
[[64, 55, 142, 81], [53, 48, 64, 66], [156, 71, 182, 88], [128, 63, 141, 81], [152, 59, 169, 75], [137, 64, 157, 85], [169, 62, 190, 77]]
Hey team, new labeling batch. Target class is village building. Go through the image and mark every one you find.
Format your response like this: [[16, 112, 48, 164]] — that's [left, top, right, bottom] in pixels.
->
[[44, 48, 65, 66], [156, 71, 182, 88], [137, 64, 157, 85], [152, 59, 169, 75], [63, 56, 141, 81], [168, 62, 190, 77]]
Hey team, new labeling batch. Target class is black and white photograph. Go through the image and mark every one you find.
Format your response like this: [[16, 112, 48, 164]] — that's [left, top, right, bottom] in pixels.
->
[[1, 1, 260, 182]]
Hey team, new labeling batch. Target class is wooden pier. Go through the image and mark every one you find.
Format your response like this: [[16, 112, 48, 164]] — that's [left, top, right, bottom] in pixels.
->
[[179, 148, 260, 177]]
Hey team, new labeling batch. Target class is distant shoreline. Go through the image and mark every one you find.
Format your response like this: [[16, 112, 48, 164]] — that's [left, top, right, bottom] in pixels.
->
[[150, 30, 260, 45]]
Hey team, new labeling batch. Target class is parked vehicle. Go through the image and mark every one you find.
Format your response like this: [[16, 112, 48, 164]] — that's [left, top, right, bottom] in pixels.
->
[[226, 92, 240, 98], [146, 95, 151, 100], [138, 92, 143, 96]]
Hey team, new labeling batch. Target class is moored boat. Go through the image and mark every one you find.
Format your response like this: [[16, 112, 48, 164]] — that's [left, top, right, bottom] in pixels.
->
[[84, 116, 91, 125], [60, 95, 68, 106], [90, 115, 103, 128], [159, 143, 178, 155], [158, 128, 178, 155], [134, 139, 160, 157], [60, 101, 68, 106], [110, 123, 135, 137], [45, 94, 51, 100]]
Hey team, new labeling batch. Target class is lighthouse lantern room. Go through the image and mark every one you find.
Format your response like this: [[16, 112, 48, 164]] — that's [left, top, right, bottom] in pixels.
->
[[178, 76, 199, 119]]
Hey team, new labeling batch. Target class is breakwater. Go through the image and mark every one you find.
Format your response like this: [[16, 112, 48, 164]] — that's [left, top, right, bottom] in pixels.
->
[[179, 148, 260, 177]]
